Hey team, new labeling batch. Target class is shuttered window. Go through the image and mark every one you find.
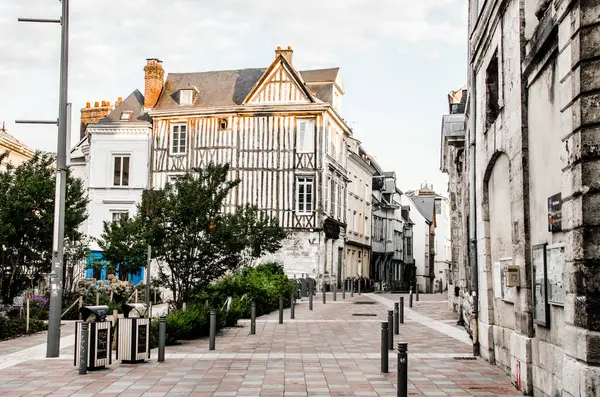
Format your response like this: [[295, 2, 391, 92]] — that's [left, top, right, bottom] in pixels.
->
[[297, 119, 315, 153]]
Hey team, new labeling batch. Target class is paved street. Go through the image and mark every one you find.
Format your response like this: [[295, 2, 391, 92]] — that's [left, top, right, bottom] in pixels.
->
[[0, 294, 519, 397]]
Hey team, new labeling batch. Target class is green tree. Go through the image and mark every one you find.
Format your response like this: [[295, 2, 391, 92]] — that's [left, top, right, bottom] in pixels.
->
[[0, 152, 88, 301], [141, 163, 286, 307], [96, 216, 147, 281]]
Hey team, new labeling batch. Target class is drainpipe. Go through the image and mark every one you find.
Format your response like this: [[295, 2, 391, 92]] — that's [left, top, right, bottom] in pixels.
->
[[468, 64, 480, 357]]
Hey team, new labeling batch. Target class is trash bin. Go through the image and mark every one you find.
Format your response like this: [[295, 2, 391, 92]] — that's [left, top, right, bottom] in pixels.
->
[[117, 303, 150, 364], [74, 305, 112, 370]]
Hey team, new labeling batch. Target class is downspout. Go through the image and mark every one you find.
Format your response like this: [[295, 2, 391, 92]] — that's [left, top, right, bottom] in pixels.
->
[[468, 64, 480, 357]]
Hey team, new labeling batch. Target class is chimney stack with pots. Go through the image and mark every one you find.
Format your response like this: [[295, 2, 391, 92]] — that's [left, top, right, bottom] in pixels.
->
[[80, 100, 113, 139], [275, 46, 293, 65], [144, 58, 164, 109]]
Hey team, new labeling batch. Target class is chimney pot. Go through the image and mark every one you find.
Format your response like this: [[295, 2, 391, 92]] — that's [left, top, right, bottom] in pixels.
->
[[86, 102, 90, 108], [94, 102, 99, 107], [107, 101, 110, 107], [275, 46, 293, 65]]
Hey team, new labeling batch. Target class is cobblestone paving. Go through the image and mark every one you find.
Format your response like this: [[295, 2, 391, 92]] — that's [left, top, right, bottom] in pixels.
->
[[0, 293, 519, 397]]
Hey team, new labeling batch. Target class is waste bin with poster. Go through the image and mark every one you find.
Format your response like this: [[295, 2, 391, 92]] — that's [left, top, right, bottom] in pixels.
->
[[74, 305, 112, 370], [117, 303, 150, 364]]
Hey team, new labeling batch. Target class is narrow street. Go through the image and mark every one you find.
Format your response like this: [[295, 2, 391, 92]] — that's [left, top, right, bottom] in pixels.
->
[[0, 294, 518, 397]]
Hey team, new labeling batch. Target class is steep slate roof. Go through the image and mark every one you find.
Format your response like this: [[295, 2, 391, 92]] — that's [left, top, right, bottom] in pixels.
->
[[100, 90, 149, 123], [406, 193, 435, 224], [153, 67, 340, 111]]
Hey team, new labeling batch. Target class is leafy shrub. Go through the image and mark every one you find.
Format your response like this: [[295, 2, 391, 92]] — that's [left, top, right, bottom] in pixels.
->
[[166, 303, 210, 341], [0, 315, 47, 340]]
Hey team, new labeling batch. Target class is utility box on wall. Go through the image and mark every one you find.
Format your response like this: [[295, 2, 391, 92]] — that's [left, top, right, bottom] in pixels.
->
[[506, 265, 521, 287]]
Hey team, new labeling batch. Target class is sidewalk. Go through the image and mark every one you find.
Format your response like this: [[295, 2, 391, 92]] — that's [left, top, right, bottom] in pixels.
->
[[0, 293, 519, 397]]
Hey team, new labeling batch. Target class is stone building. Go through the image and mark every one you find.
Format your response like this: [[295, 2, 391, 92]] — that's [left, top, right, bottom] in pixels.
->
[[0, 123, 34, 170], [447, 0, 600, 395]]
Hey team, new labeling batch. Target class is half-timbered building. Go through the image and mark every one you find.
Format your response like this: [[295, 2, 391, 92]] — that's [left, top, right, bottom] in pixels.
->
[[145, 47, 351, 288]]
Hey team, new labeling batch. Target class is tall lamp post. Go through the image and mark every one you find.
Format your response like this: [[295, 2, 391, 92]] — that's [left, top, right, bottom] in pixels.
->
[[16, 0, 70, 358]]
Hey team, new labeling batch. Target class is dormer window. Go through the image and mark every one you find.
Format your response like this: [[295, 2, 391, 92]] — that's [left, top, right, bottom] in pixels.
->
[[179, 90, 193, 106], [120, 111, 132, 121]]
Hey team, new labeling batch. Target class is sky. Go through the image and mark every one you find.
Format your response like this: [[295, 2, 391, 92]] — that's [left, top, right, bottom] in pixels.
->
[[0, 0, 467, 195]]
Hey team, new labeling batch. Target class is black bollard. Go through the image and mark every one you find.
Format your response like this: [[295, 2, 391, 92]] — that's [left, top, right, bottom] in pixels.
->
[[397, 343, 408, 397], [279, 297, 284, 324], [333, 283, 337, 301], [381, 322, 389, 373], [78, 322, 88, 375], [394, 303, 399, 335], [323, 287, 326, 304], [400, 297, 404, 324], [409, 289, 413, 308], [290, 295, 295, 319], [309, 288, 313, 310], [387, 310, 394, 350], [416, 284, 419, 301], [358, 280, 361, 295], [250, 300, 256, 335], [342, 279, 346, 299], [209, 310, 216, 350], [351, 281, 354, 297], [158, 316, 166, 362]]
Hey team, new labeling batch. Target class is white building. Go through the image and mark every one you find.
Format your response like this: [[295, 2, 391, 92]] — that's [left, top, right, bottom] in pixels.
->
[[70, 90, 151, 283], [433, 195, 451, 292]]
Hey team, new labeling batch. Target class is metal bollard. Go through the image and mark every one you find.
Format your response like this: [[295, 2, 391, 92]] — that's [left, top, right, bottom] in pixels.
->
[[416, 284, 419, 301], [250, 301, 256, 335], [394, 303, 399, 335], [209, 310, 216, 350], [78, 322, 89, 375], [387, 310, 394, 350], [342, 280, 346, 299], [397, 343, 408, 397], [309, 289, 313, 310], [351, 281, 354, 297], [323, 287, 326, 304], [409, 290, 413, 308], [290, 295, 295, 319], [158, 316, 166, 362], [381, 322, 389, 373], [333, 284, 337, 301], [400, 297, 404, 324], [358, 280, 361, 295], [279, 297, 284, 324]]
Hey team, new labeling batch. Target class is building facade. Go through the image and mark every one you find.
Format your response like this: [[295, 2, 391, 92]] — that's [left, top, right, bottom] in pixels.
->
[[444, 1, 600, 395], [145, 47, 351, 290], [70, 91, 152, 283], [344, 137, 375, 280], [0, 123, 34, 171]]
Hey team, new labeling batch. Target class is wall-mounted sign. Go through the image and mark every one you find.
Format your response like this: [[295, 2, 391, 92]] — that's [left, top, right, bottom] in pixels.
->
[[547, 244, 565, 305], [548, 193, 562, 232], [532, 243, 550, 327]]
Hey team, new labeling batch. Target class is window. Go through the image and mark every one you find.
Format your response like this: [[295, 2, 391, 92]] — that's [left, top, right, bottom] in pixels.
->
[[113, 155, 130, 186], [337, 185, 343, 220], [331, 179, 337, 218], [325, 176, 330, 215], [297, 118, 315, 153], [120, 111, 132, 121], [365, 216, 369, 236], [296, 177, 314, 214], [329, 125, 336, 156], [219, 118, 228, 131], [171, 124, 187, 155], [179, 90, 193, 106], [485, 51, 500, 128], [353, 211, 357, 233], [111, 211, 128, 223]]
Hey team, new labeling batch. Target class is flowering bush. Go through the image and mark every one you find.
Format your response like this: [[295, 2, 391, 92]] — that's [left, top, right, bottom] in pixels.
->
[[28, 295, 49, 320]]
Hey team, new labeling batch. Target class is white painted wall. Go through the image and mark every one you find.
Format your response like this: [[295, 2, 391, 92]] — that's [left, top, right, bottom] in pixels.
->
[[434, 197, 451, 291], [403, 197, 428, 290]]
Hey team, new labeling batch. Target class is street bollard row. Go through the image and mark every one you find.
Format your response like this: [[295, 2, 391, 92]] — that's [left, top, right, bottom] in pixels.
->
[[394, 302, 399, 335], [387, 310, 394, 350], [416, 283, 420, 301], [158, 316, 166, 362]]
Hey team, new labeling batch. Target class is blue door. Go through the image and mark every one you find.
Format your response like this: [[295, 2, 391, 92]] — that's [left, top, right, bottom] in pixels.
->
[[85, 250, 145, 285]]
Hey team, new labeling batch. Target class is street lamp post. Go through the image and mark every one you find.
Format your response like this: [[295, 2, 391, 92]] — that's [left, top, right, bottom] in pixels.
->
[[16, 0, 70, 358]]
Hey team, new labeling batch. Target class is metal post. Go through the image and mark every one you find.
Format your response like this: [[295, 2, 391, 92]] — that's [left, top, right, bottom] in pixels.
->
[[381, 322, 389, 373], [158, 316, 166, 362], [333, 283, 337, 301], [145, 245, 151, 316], [209, 310, 216, 350], [43, 0, 69, 358], [250, 300, 256, 335], [394, 303, 399, 335], [78, 322, 88, 375], [309, 288, 313, 310], [290, 295, 295, 319], [323, 286, 326, 304], [342, 279, 346, 299], [400, 297, 404, 324], [409, 289, 413, 308], [416, 284, 419, 301], [358, 279, 361, 295], [279, 297, 284, 324], [397, 343, 408, 397], [350, 280, 354, 297], [387, 310, 394, 350]]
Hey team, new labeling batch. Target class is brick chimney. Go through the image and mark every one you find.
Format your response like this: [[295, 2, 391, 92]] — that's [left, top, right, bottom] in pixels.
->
[[80, 100, 113, 138], [144, 58, 164, 109], [275, 46, 293, 65]]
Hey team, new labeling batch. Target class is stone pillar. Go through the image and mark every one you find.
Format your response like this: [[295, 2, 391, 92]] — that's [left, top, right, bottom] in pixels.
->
[[557, 1, 600, 395]]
